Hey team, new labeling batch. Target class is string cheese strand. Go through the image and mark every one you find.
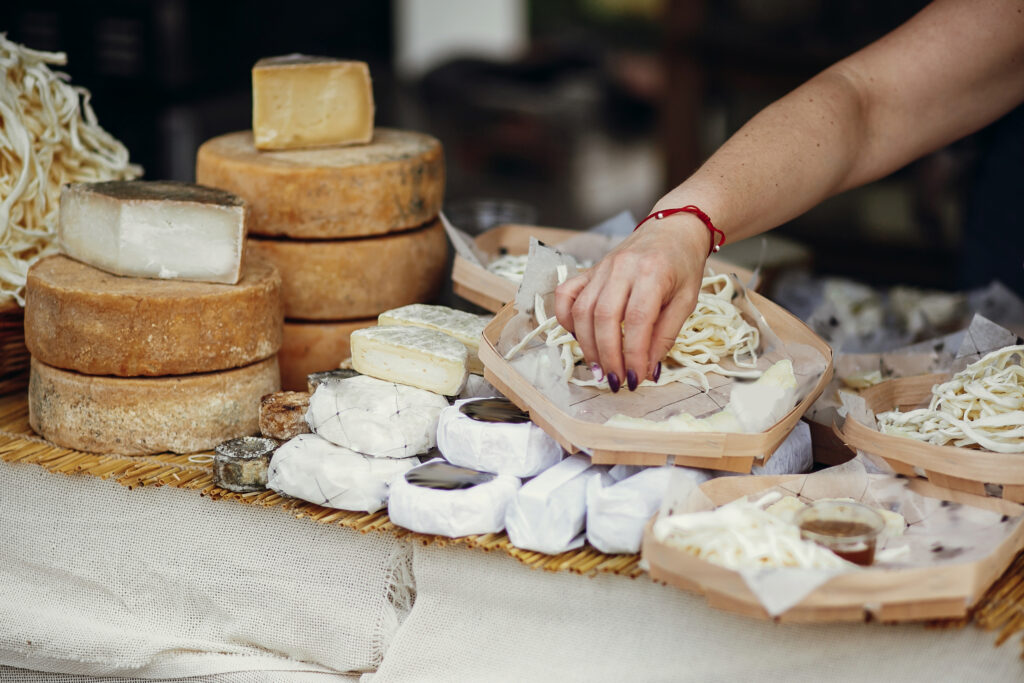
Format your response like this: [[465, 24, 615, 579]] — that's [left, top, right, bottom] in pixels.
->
[[0, 34, 141, 306], [505, 271, 762, 391], [876, 345, 1024, 453]]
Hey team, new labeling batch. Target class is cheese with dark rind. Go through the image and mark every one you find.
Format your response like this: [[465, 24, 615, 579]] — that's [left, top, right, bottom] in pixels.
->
[[247, 218, 447, 320], [196, 129, 444, 239], [59, 180, 247, 284], [24, 255, 283, 376], [252, 56, 374, 150], [259, 391, 312, 440], [279, 319, 376, 391], [28, 356, 281, 456]]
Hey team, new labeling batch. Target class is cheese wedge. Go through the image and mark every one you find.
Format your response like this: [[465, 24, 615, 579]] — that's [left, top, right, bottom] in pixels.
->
[[59, 181, 246, 284], [351, 326, 468, 396], [252, 55, 374, 150], [378, 304, 491, 375]]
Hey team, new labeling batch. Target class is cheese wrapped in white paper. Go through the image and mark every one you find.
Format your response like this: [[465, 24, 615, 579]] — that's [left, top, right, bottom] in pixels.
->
[[505, 454, 608, 555], [267, 434, 415, 512], [306, 375, 449, 458], [388, 459, 521, 538], [436, 399, 563, 477], [586, 466, 710, 555]]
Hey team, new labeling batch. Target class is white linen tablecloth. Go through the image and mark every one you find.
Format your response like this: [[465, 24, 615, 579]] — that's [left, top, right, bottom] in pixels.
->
[[1, 459, 1020, 681]]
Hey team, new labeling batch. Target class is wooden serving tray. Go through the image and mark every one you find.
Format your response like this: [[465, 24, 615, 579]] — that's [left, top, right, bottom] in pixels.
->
[[840, 374, 1024, 503], [479, 294, 833, 473], [452, 224, 757, 313], [643, 474, 1024, 623]]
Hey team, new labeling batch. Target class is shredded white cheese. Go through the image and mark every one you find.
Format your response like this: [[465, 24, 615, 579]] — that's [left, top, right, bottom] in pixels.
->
[[505, 272, 761, 391], [0, 34, 141, 306], [876, 345, 1024, 453]]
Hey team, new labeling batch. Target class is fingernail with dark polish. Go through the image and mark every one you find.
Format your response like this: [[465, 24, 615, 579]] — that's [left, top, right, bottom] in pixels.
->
[[653, 362, 662, 383], [591, 363, 603, 381], [607, 372, 621, 393], [626, 369, 638, 391]]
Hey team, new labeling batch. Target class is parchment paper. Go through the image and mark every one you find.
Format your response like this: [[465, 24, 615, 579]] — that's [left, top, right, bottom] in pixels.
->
[[497, 242, 828, 432], [655, 459, 1023, 616]]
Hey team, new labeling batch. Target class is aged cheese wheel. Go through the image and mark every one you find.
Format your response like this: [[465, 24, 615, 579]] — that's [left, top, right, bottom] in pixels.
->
[[196, 128, 444, 239], [24, 255, 283, 377], [248, 218, 447, 321], [279, 318, 375, 391], [28, 356, 281, 456]]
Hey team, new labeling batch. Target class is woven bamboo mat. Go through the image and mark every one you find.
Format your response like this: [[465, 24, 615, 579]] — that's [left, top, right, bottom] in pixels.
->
[[0, 392, 641, 577], [1, 391, 1022, 654]]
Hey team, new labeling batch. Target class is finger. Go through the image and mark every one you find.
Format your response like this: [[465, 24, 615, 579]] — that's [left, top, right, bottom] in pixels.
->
[[621, 276, 667, 389], [554, 273, 589, 335], [592, 266, 633, 391], [647, 283, 700, 378], [569, 274, 603, 376]]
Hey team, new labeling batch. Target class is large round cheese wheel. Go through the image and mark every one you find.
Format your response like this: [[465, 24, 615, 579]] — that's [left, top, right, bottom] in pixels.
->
[[28, 356, 281, 455], [24, 255, 283, 376], [247, 218, 447, 320], [196, 129, 445, 239], [279, 318, 376, 391]]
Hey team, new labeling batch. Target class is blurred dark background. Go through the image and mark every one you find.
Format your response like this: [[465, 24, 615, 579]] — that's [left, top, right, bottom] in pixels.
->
[[3, 0, 1020, 294]]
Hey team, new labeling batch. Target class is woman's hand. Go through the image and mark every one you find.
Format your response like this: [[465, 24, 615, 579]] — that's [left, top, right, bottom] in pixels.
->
[[554, 212, 711, 392]]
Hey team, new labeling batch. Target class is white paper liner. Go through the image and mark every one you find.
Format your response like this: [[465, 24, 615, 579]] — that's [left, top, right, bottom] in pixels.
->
[[495, 241, 827, 433], [387, 458, 522, 538], [654, 459, 1024, 617], [305, 375, 450, 458], [437, 399, 564, 477], [505, 454, 608, 555], [267, 434, 416, 513]]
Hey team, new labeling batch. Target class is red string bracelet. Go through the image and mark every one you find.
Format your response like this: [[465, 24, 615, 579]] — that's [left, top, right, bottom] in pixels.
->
[[633, 206, 725, 256]]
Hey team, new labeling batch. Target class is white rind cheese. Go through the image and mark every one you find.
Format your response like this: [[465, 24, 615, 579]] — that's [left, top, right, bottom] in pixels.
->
[[252, 55, 374, 150], [351, 326, 468, 396], [305, 374, 449, 458], [59, 181, 246, 284], [267, 433, 416, 512], [436, 399, 563, 477], [378, 304, 491, 374]]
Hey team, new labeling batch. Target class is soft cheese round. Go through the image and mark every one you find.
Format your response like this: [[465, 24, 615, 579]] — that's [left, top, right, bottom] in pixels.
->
[[24, 254, 283, 376], [247, 218, 447, 320], [279, 318, 375, 391], [28, 356, 281, 456], [306, 374, 450, 458], [196, 128, 444, 238]]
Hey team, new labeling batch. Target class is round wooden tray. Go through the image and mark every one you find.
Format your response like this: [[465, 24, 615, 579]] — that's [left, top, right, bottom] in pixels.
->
[[840, 374, 1024, 503]]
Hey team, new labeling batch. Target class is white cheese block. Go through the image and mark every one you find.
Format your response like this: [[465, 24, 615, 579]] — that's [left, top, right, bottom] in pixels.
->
[[378, 304, 491, 375], [59, 181, 246, 284], [387, 458, 521, 538], [351, 326, 468, 396], [267, 433, 416, 513], [252, 55, 374, 150], [586, 465, 689, 555], [505, 454, 602, 555], [436, 399, 563, 477], [305, 374, 449, 458]]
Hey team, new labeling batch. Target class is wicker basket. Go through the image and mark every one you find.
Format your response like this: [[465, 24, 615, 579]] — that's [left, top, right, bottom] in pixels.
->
[[0, 300, 29, 396]]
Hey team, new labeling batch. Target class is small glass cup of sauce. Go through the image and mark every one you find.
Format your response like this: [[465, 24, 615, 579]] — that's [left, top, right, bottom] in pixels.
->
[[796, 500, 885, 566]]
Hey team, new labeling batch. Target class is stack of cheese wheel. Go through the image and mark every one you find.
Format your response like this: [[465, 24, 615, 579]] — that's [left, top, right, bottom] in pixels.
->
[[196, 59, 447, 391], [24, 182, 284, 456]]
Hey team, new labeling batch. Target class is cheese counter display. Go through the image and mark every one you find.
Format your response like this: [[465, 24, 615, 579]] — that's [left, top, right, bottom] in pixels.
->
[[3, 34, 1024, 680], [197, 82, 448, 388]]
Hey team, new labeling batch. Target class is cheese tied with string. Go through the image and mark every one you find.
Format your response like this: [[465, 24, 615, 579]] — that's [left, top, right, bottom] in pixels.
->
[[876, 345, 1024, 453], [305, 374, 449, 458], [505, 268, 761, 391], [267, 433, 416, 513]]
